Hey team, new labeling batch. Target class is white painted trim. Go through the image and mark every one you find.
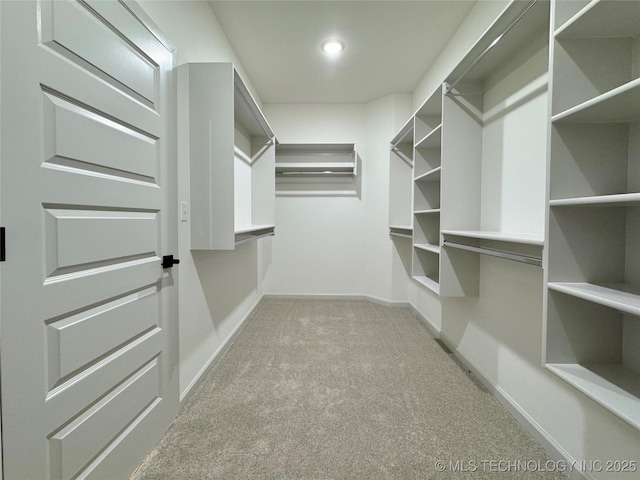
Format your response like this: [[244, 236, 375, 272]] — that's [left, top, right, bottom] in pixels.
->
[[405, 302, 441, 338], [263, 293, 413, 308], [179, 296, 263, 406], [438, 331, 590, 480], [263, 293, 443, 335], [265, 293, 377, 302]]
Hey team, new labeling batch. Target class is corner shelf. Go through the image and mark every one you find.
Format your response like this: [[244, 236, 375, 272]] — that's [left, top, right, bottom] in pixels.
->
[[180, 63, 276, 250], [545, 0, 640, 431]]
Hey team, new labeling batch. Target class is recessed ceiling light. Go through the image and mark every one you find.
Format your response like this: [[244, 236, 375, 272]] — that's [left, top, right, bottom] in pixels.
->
[[321, 39, 344, 55]]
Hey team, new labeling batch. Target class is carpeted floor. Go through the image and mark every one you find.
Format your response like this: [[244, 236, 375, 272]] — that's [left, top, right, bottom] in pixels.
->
[[131, 298, 567, 479]]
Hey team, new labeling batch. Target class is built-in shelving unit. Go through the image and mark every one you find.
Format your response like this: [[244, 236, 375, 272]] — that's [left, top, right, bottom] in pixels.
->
[[544, 0, 640, 431], [412, 87, 444, 295], [389, 119, 414, 238], [276, 143, 357, 196], [179, 63, 276, 250], [439, 0, 550, 297], [387, 0, 551, 297]]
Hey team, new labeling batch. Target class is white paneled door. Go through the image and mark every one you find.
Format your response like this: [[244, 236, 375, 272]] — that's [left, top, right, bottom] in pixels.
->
[[0, 1, 179, 478]]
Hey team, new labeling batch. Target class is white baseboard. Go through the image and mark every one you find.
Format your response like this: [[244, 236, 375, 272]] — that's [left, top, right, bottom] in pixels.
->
[[264, 292, 414, 308], [179, 295, 263, 406], [405, 302, 441, 338], [438, 331, 589, 480]]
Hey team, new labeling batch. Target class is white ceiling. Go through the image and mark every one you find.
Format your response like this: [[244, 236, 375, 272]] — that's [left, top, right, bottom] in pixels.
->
[[208, 1, 477, 104]]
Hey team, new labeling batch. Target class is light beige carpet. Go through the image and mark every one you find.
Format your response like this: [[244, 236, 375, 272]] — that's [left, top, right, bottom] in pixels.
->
[[131, 298, 567, 479]]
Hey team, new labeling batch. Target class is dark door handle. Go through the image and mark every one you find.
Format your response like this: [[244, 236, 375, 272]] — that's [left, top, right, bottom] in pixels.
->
[[162, 255, 180, 269]]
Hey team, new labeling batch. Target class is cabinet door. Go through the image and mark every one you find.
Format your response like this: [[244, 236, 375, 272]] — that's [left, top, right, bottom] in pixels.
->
[[0, 1, 179, 478]]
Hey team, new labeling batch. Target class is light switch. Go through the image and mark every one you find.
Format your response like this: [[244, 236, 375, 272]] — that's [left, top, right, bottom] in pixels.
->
[[180, 201, 189, 222]]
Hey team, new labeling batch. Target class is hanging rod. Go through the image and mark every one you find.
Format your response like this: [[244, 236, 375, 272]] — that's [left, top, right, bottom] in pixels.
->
[[277, 171, 353, 176], [390, 232, 412, 239], [390, 119, 414, 149], [443, 240, 542, 267], [390, 147, 413, 166], [446, 0, 540, 94], [235, 231, 274, 247], [234, 72, 274, 139]]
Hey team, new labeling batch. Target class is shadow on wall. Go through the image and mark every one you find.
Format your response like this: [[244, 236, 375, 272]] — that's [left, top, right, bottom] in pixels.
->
[[191, 242, 259, 332], [391, 235, 412, 277], [441, 256, 544, 379]]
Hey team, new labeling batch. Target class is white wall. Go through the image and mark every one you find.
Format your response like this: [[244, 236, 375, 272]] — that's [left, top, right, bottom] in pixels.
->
[[364, 95, 414, 303], [262, 95, 414, 301], [261, 104, 367, 295], [139, 0, 269, 400]]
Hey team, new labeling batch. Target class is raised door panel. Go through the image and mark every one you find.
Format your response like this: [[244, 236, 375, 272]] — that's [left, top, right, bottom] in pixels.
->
[[0, 1, 178, 479]]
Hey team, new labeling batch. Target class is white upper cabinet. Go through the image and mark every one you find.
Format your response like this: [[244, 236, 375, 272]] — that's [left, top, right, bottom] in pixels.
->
[[179, 63, 276, 250]]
